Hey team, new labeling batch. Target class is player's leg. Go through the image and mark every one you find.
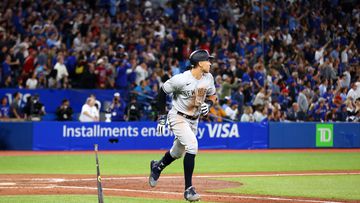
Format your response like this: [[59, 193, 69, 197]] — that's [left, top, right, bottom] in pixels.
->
[[148, 139, 181, 187], [168, 115, 200, 201], [182, 119, 200, 201], [149, 113, 187, 187]]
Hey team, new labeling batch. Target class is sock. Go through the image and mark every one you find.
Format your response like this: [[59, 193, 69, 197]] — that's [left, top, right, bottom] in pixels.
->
[[183, 153, 195, 190], [156, 151, 175, 172]]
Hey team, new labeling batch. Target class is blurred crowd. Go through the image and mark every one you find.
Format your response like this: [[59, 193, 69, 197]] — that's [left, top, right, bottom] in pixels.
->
[[0, 0, 359, 122]]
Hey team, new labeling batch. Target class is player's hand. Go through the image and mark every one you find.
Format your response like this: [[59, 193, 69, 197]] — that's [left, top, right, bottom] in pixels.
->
[[200, 103, 210, 116], [157, 115, 167, 135]]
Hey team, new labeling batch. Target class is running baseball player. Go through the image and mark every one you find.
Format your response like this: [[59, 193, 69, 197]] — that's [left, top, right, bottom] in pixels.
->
[[149, 49, 217, 202]]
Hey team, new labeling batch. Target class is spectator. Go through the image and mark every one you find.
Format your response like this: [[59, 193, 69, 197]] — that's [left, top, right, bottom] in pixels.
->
[[89, 94, 101, 114], [125, 96, 141, 121], [54, 55, 69, 88], [341, 41, 354, 65], [253, 87, 272, 106], [347, 82, 360, 101], [1, 54, 11, 85], [209, 100, 227, 122], [297, 87, 309, 116], [318, 79, 328, 97], [94, 58, 108, 89], [278, 88, 292, 111], [80, 62, 97, 89], [56, 99, 73, 121], [221, 97, 232, 110], [134, 79, 151, 104], [109, 92, 126, 121], [79, 97, 99, 122], [240, 106, 254, 122], [26, 72, 38, 89], [220, 75, 240, 100], [23, 94, 46, 121], [336, 104, 348, 122], [225, 101, 239, 121], [253, 105, 267, 122], [312, 98, 328, 122], [0, 96, 10, 119], [253, 58, 266, 91], [22, 49, 37, 77], [10, 92, 23, 119], [287, 103, 305, 121], [232, 85, 245, 115], [135, 62, 149, 85]]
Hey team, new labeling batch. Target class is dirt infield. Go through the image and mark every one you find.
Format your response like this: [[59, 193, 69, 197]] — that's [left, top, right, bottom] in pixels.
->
[[0, 172, 359, 203]]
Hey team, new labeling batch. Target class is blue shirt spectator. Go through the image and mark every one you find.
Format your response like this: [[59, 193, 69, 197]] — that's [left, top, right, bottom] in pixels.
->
[[0, 96, 10, 118], [110, 93, 126, 121], [134, 80, 152, 104], [312, 99, 328, 121]]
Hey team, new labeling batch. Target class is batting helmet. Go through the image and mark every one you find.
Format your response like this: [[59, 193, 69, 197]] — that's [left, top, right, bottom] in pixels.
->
[[189, 49, 215, 65]]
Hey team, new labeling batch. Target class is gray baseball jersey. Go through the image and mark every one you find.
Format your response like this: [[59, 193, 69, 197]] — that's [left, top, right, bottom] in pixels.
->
[[163, 70, 216, 156], [163, 70, 216, 117]]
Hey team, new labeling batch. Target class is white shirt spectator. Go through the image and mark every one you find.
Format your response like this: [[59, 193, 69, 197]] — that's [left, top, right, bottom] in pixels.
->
[[347, 82, 360, 100], [54, 62, 69, 81], [283, 33, 292, 45], [241, 113, 254, 122], [26, 78, 38, 89], [79, 99, 99, 122], [135, 63, 149, 85], [253, 89, 271, 106], [319, 84, 327, 96], [342, 71, 351, 88], [341, 49, 348, 63], [315, 48, 324, 65], [253, 110, 267, 122], [225, 106, 238, 120]]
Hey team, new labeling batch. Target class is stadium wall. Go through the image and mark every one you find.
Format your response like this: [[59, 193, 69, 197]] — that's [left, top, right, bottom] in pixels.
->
[[0, 122, 358, 150], [269, 122, 360, 148], [0, 122, 33, 150]]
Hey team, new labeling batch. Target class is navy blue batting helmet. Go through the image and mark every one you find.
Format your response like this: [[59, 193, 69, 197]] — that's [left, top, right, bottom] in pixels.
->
[[189, 49, 214, 65]]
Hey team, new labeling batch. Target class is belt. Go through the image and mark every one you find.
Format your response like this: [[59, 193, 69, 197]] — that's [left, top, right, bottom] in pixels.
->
[[177, 111, 199, 120]]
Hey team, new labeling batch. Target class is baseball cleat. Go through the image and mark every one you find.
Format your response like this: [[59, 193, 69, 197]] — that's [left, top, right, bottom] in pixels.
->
[[148, 160, 160, 187], [184, 186, 200, 202]]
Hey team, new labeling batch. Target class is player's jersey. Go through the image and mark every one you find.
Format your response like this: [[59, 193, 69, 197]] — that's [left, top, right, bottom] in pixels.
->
[[163, 70, 216, 116]]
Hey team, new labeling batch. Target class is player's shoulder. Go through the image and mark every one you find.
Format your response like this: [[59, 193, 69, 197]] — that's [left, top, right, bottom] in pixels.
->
[[170, 71, 190, 80], [204, 72, 215, 81]]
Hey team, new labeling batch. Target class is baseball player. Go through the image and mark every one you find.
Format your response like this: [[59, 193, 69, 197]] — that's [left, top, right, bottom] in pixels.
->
[[149, 49, 217, 202]]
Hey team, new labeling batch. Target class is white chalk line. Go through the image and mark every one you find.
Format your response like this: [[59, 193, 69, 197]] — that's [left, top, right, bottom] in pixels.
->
[[0, 183, 16, 186], [0, 185, 344, 203], [1, 172, 358, 182]]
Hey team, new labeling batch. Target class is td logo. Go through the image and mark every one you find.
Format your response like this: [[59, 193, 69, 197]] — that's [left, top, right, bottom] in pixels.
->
[[316, 124, 334, 147]]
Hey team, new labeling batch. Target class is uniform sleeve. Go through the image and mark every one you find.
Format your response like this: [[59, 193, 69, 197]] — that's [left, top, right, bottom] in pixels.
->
[[162, 74, 183, 94], [206, 74, 216, 96]]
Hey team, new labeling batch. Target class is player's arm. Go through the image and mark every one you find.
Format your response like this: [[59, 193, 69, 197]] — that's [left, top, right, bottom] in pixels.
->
[[157, 86, 167, 115], [157, 74, 182, 115], [156, 74, 182, 134], [201, 75, 217, 116], [201, 94, 217, 116]]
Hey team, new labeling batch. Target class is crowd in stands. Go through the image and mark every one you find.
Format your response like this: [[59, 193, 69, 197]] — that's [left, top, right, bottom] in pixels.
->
[[0, 0, 359, 122]]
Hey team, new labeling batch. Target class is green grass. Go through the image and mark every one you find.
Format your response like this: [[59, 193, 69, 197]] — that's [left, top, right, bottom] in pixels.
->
[[213, 175, 360, 200], [0, 195, 189, 203], [0, 152, 359, 175]]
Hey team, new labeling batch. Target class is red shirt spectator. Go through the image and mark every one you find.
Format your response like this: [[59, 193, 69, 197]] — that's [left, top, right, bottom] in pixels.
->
[[23, 50, 37, 75]]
